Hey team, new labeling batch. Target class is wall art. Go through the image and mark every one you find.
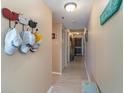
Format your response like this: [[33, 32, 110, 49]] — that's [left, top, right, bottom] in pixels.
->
[[100, 0, 122, 25]]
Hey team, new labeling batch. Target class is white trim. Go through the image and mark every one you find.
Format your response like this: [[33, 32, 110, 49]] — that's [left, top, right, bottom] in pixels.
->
[[84, 60, 91, 83], [59, 24, 63, 74], [47, 86, 53, 93], [83, 36, 91, 83], [52, 72, 62, 75]]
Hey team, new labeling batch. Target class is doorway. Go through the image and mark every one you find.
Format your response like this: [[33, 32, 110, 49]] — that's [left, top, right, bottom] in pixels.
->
[[68, 30, 84, 62], [74, 38, 82, 56]]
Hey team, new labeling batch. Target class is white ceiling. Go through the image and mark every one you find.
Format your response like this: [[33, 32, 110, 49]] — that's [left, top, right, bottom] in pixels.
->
[[42, 0, 92, 29]]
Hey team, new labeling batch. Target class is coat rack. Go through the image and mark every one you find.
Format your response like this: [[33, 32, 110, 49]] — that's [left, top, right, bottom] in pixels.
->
[[2, 8, 38, 30], [2, 8, 44, 56]]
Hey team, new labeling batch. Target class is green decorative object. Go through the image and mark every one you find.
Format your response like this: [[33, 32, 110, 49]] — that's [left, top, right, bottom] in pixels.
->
[[100, 0, 122, 25]]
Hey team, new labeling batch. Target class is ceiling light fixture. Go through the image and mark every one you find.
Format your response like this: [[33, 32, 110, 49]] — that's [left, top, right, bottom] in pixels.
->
[[76, 32, 80, 35], [64, 2, 77, 13]]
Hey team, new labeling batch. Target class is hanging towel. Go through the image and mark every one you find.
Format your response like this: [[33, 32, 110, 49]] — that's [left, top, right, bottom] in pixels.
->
[[19, 44, 30, 54], [20, 30, 35, 54], [4, 28, 22, 55]]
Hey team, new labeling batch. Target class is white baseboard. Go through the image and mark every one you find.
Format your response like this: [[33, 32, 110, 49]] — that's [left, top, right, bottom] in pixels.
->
[[84, 60, 91, 83], [47, 86, 53, 93], [52, 72, 62, 75]]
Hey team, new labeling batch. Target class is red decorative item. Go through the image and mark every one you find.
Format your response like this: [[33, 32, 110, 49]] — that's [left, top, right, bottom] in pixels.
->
[[2, 8, 19, 20]]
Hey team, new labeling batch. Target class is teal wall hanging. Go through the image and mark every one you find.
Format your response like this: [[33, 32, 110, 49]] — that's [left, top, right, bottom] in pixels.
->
[[100, 0, 122, 25]]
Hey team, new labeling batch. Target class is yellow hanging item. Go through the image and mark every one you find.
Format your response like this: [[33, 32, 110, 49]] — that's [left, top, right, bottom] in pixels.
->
[[34, 32, 42, 43]]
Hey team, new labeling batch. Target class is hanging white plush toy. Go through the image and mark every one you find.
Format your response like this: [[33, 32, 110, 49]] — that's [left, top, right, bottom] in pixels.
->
[[4, 22, 22, 55]]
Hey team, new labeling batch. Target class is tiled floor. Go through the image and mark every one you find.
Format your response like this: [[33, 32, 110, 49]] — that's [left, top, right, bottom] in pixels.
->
[[51, 56, 87, 93]]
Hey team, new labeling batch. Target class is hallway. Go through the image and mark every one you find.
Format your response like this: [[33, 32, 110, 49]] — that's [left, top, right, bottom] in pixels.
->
[[1, 0, 123, 93], [51, 56, 87, 93]]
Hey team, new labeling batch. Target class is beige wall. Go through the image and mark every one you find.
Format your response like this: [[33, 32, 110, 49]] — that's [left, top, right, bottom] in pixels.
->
[[52, 23, 62, 73], [1, 0, 52, 93], [86, 0, 123, 93]]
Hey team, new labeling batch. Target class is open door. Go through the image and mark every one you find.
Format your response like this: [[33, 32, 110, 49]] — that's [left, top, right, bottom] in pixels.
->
[[74, 38, 82, 56]]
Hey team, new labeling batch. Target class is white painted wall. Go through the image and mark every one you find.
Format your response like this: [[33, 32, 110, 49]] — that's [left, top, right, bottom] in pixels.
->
[[52, 23, 62, 73], [86, 0, 123, 93], [1, 0, 52, 93]]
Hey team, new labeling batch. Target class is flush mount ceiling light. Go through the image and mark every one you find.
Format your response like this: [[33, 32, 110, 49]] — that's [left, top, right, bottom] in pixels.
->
[[76, 32, 80, 35], [64, 2, 77, 13]]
